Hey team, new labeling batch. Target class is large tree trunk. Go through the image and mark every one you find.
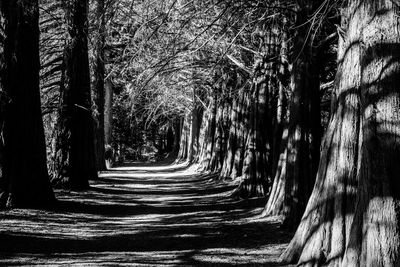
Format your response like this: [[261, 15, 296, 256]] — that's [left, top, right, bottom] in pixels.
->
[[209, 104, 223, 171], [271, 18, 289, 178], [52, 0, 98, 190], [0, 0, 55, 208], [230, 87, 249, 179], [209, 97, 230, 172], [263, 19, 290, 216], [282, 1, 400, 265], [93, 0, 106, 171], [234, 66, 269, 198], [342, 1, 400, 266], [231, 22, 284, 198], [264, 3, 321, 228]]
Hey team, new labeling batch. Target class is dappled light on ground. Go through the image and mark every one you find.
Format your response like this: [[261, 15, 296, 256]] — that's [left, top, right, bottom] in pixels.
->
[[0, 163, 293, 266]]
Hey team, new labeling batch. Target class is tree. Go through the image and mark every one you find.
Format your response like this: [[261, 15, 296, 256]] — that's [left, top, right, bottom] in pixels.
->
[[0, 0, 55, 208], [52, 0, 98, 189], [263, 1, 322, 229], [93, 0, 107, 170], [282, 0, 400, 265]]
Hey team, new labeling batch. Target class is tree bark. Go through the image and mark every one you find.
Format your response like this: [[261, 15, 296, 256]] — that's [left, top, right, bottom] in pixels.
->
[[172, 117, 181, 154], [209, 99, 229, 172], [230, 87, 248, 179], [234, 64, 269, 198], [220, 96, 238, 178], [93, 0, 106, 171], [176, 115, 190, 162], [104, 78, 113, 145], [52, 0, 98, 190], [281, 1, 400, 265], [263, 1, 321, 230], [342, 1, 400, 266], [197, 95, 217, 171], [0, 0, 55, 208]]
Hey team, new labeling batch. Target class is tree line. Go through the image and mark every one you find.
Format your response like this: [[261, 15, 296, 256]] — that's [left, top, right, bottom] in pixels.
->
[[1, 0, 400, 266]]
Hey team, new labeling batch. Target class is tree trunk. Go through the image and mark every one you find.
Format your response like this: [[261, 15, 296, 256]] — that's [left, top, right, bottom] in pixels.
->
[[172, 117, 181, 154], [220, 96, 238, 179], [198, 95, 217, 171], [234, 65, 269, 198], [188, 106, 200, 162], [230, 87, 248, 179], [0, 0, 55, 208], [0, 13, 5, 198], [93, 0, 106, 171], [263, 20, 290, 216], [176, 115, 190, 162], [52, 0, 97, 190], [209, 102, 225, 172], [104, 78, 113, 145], [342, 1, 400, 266], [271, 19, 289, 177], [281, 1, 400, 265], [263, 1, 321, 229]]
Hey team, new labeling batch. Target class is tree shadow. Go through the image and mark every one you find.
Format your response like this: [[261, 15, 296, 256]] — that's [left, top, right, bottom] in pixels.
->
[[0, 163, 293, 266]]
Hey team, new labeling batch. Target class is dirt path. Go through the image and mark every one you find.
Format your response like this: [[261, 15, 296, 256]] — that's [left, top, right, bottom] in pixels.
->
[[0, 163, 293, 266]]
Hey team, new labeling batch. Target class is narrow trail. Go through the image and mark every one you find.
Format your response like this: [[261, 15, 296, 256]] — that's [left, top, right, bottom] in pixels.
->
[[0, 163, 293, 266]]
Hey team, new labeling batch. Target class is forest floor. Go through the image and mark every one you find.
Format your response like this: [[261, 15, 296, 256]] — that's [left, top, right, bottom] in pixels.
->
[[0, 162, 294, 266]]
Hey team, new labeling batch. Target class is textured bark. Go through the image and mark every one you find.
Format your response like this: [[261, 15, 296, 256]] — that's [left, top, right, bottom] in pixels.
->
[[220, 97, 238, 178], [264, 1, 321, 229], [188, 105, 201, 162], [230, 88, 249, 179], [172, 118, 181, 154], [209, 96, 231, 172], [263, 125, 289, 216], [52, 0, 98, 190], [93, 0, 106, 171], [271, 19, 289, 178], [281, 1, 400, 265], [0, 0, 55, 207], [197, 95, 217, 171], [234, 64, 269, 198], [176, 115, 190, 162], [263, 21, 290, 215], [209, 103, 224, 171], [0, 13, 5, 191], [282, 1, 362, 266], [104, 79, 113, 145], [342, 1, 400, 266], [232, 22, 284, 198]]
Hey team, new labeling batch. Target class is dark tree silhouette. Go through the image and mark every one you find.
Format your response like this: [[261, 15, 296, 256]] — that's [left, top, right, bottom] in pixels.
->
[[52, 0, 98, 190], [93, 0, 107, 171], [263, 0, 322, 229], [0, 0, 55, 208]]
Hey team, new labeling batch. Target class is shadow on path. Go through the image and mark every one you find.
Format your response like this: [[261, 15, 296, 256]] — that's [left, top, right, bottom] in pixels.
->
[[0, 163, 293, 266]]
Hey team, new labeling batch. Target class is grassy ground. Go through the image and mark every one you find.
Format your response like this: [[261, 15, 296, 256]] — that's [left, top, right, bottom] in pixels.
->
[[0, 163, 294, 266]]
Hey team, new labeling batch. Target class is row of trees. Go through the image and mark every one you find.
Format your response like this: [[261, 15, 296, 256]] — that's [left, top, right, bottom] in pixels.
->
[[1, 0, 400, 265], [0, 0, 104, 206], [164, 0, 400, 266], [175, 0, 332, 225]]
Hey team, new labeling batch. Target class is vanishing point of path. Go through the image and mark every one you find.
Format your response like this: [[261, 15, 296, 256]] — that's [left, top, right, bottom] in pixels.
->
[[0, 163, 293, 266]]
